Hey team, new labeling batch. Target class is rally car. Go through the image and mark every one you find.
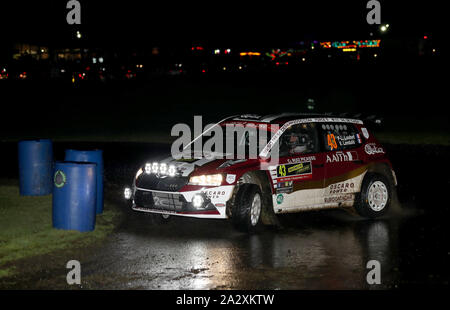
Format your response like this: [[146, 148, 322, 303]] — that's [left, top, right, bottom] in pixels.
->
[[124, 113, 397, 232]]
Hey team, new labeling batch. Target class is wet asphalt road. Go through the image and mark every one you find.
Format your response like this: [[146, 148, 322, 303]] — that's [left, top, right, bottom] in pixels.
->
[[0, 142, 449, 289]]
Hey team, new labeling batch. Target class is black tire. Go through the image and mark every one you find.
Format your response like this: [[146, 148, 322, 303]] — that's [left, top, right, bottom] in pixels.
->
[[355, 173, 392, 218], [231, 184, 263, 233]]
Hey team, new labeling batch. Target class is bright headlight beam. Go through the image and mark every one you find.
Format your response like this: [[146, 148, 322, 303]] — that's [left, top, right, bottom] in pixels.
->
[[124, 187, 132, 200], [143, 162, 177, 177], [151, 162, 159, 174], [168, 165, 176, 177], [192, 194, 204, 209], [159, 163, 168, 175], [189, 174, 223, 186]]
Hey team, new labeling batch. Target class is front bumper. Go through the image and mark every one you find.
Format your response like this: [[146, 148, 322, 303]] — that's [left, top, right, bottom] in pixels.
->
[[131, 185, 234, 219]]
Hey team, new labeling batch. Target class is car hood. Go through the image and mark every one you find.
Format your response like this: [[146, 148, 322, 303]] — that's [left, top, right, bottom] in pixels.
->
[[156, 153, 259, 177]]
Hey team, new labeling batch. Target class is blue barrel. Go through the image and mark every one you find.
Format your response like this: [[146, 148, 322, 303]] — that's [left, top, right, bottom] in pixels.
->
[[52, 161, 97, 232], [18, 139, 53, 196], [65, 149, 104, 214]]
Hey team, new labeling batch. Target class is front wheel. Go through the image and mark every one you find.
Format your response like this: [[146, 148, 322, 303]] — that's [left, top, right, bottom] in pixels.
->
[[231, 184, 263, 233], [354, 173, 392, 218]]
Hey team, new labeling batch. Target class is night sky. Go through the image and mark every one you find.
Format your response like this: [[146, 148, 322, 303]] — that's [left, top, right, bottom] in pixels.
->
[[2, 1, 444, 47]]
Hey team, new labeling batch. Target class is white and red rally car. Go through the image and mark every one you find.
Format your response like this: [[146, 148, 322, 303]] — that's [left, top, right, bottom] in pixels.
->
[[125, 113, 397, 232]]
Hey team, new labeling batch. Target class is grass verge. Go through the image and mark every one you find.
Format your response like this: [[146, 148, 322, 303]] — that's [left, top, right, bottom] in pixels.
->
[[0, 183, 120, 278]]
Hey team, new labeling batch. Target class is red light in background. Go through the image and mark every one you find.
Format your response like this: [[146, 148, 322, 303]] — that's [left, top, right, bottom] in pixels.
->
[[202, 69, 206, 73], [275, 62, 279, 66], [423, 35, 428, 39]]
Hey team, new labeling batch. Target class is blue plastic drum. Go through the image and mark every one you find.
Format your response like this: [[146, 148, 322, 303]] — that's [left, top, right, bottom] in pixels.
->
[[65, 149, 104, 214], [18, 139, 53, 196], [52, 161, 97, 232]]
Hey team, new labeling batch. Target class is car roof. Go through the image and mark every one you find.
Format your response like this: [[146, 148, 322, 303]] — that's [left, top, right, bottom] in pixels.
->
[[227, 113, 363, 125]]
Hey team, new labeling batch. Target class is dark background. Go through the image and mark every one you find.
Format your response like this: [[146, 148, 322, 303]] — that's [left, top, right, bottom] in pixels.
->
[[0, 1, 448, 292], [0, 0, 446, 140]]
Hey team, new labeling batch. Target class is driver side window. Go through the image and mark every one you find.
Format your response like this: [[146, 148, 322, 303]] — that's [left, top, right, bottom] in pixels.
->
[[279, 123, 319, 157]]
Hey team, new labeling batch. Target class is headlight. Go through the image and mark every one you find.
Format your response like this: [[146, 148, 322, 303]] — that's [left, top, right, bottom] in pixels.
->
[[144, 163, 151, 174], [151, 162, 159, 174], [159, 163, 168, 175], [124, 187, 132, 200], [168, 165, 176, 177], [142, 162, 177, 177], [189, 174, 223, 186], [192, 194, 205, 209]]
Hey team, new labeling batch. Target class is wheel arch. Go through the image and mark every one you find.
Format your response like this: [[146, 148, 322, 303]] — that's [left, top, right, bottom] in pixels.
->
[[227, 170, 278, 225], [365, 162, 396, 189]]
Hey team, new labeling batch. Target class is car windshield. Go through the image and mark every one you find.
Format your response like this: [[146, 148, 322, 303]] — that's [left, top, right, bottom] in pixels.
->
[[185, 122, 274, 159]]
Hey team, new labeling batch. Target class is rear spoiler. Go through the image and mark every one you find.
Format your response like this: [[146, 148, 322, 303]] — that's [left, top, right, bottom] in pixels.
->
[[337, 112, 383, 130]]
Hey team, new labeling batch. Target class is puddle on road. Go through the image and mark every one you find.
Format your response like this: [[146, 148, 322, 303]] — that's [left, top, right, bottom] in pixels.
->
[[71, 209, 417, 290]]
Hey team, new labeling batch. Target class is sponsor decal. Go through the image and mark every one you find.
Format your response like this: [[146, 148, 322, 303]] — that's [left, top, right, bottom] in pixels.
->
[[202, 190, 227, 199], [364, 143, 384, 155], [324, 193, 353, 203], [356, 133, 362, 144], [361, 127, 369, 139], [153, 195, 170, 207], [328, 182, 355, 194], [277, 181, 293, 194], [336, 134, 356, 146], [238, 114, 262, 119], [288, 163, 305, 173], [287, 155, 316, 164], [327, 133, 338, 150], [278, 174, 312, 182], [326, 151, 358, 163], [277, 162, 312, 178], [225, 174, 236, 184], [276, 194, 284, 205], [54, 170, 67, 188]]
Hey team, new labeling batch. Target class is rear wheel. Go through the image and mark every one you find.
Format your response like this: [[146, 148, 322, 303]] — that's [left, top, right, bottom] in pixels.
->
[[355, 173, 391, 218], [231, 184, 263, 233]]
